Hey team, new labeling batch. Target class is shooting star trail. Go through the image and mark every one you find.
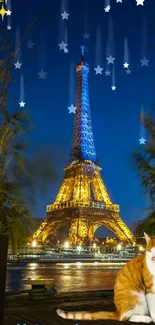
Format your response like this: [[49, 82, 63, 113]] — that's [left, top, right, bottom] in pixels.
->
[[95, 25, 103, 67]]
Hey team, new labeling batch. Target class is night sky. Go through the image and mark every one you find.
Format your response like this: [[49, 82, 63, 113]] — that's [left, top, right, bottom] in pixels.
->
[[5, 0, 155, 238]]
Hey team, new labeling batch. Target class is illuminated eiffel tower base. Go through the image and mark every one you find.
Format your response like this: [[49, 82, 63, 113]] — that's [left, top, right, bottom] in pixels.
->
[[32, 49, 135, 245]]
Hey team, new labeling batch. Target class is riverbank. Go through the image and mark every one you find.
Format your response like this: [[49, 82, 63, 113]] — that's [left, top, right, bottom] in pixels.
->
[[4, 289, 115, 325], [4, 289, 148, 325], [7, 257, 131, 263]]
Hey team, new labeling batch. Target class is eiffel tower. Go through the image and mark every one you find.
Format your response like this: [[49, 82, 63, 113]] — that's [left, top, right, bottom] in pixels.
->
[[32, 48, 135, 245]]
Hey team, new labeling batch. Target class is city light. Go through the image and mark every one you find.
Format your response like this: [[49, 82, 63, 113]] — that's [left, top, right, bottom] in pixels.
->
[[32, 240, 37, 248], [64, 241, 69, 248], [93, 243, 96, 248], [139, 245, 143, 251], [77, 245, 82, 252], [117, 243, 122, 251]]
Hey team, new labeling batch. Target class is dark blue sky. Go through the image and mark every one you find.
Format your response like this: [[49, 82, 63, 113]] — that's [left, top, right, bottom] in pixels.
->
[[8, 0, 155, 237]]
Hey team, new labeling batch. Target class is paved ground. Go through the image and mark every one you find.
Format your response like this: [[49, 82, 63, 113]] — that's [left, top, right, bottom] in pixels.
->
[[4, 290, 152, 325]]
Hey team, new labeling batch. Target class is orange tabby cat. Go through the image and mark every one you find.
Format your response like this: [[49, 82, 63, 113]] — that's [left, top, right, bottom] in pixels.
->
[[57, 233, 155, 323]]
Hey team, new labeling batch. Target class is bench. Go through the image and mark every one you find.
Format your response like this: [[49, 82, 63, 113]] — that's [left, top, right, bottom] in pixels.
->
[[23, 278, 57, 300]]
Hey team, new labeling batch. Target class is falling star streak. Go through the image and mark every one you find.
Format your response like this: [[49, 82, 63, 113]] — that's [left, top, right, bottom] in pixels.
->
[[111, 65, 116, 90], [124, 38, 130, 67], [139, 106, 146, 144], [95, 25, 103, 67], [15, 28, 22, 62], [68, 62, 76, 108], [107, 17, 115, 58], [20, 74, 25, 103], [104, 0, 111, 12], [141, 16, 148, 59], [38, 30, 47, 71], [6, 0, 11, 28]]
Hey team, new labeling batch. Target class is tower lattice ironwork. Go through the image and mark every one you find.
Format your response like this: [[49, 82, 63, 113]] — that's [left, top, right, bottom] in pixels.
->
[[32, 49, 135, 245]]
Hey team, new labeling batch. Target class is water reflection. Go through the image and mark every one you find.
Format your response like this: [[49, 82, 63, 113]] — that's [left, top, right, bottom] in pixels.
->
[[6, 262, 120, 293]]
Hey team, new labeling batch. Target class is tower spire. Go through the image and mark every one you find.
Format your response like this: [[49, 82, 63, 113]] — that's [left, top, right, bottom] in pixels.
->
[[69, 47, 97, 164], [80, 45, 85, 62]]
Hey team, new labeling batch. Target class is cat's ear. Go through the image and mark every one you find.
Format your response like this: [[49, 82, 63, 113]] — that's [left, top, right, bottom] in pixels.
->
[[144, 232, 151, 244]]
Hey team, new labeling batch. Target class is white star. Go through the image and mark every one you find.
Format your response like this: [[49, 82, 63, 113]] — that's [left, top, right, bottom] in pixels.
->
[[140, 57, 149, 67], [116, 0, 122, 2], [111, 85, 116, 91], [64, 48, 68, 53], [14, 61, 22, 69], [123, 62, 129, 68], [139, 137, 146, 145], [105, 70, 111, 76], [6, 9, 11, 16], [136, 0, 145, 5], [19, 101, 25, 107], [61, 11, 70, 20], [7, 25, 11, 30], [83, 32, 90, 40], [106, 55, 116, 64], [68, 104, 77, 114], [126, 69, 131, 74], [94, 65, 103, 75], [38, 70, 47, 79], [104, 5, 111, 12], [58, 41, 68, 51]]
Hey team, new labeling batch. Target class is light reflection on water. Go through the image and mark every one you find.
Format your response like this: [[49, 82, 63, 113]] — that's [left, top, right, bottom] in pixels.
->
[[6, 262, 121, 293]]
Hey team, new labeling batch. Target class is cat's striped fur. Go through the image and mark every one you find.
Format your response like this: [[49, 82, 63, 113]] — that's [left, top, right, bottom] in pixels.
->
[[56, 233, 155, 322]]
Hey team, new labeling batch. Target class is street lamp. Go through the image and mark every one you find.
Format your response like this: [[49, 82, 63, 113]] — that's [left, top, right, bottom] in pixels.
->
[[32, 240, 37, 257], [32, 240, 37, 248], [117, 243, 122, 251], [77, 245, 82, 252], [64, 241, 69, 249]]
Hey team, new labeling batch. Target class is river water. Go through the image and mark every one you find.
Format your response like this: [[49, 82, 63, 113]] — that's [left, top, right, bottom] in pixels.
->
[[6, 262, 122, 293]]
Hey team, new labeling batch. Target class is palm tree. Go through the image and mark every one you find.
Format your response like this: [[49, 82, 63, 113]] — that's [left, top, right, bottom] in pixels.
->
[[132, 111, 155, 235]]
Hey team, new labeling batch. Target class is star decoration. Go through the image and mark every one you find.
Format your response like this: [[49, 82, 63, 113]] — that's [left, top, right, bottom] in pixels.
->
[[64, 48, 68, 53], [6, 9, 11, 15], [123, 62, 129, 68], [14, 61, 22, 69], [94, 65, 103, 75], [27, 40, 35, 49], [111, 85, 116, 91], [104, 5, 111, 12], [83, 32, 90, 40], [106, 55, 115, 64], [0, 4, 7, 20], [19, 101, 25, 108], [7, 25, 11, 30], [140, 57, 149, 67], [61, 11, 70, 20], [139, 137, 146, 145], [136, 0, 145, 5], [38, 69, 47, 79], [105, 70, 111, 76], [116, 0, 122, 2], [126, 69, 131, 74], [68, 104, 77, 114], [58, 41, 67, 51]]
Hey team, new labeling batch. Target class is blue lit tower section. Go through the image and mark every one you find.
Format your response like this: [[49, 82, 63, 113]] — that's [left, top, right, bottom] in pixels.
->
[[69, 49, 97, 164]]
